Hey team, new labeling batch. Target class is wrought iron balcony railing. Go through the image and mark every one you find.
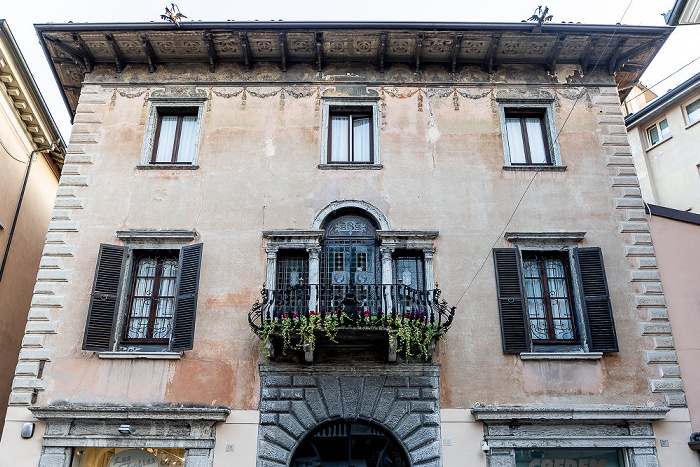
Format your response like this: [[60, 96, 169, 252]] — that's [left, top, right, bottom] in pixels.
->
[[248, 283, 455, 361]]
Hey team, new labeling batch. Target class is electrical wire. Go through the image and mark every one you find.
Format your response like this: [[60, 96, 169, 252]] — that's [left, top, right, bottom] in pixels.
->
[[0, 135, 28, 164], [454, 1, 634, 307]]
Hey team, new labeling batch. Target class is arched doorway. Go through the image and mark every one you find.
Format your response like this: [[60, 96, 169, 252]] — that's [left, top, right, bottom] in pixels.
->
[[290, 419, 410, 467], [320, 213, 381, 316]]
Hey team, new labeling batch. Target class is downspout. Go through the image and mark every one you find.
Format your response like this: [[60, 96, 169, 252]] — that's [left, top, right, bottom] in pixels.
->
[[0, 141, 59, 285]]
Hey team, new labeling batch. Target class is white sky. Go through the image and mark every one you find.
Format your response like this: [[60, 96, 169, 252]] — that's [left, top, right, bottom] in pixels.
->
[[4, 0, 700, 139]]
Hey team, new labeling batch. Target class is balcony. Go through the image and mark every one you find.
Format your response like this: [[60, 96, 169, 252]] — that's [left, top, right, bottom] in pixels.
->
[[248, 283, 455, 362]]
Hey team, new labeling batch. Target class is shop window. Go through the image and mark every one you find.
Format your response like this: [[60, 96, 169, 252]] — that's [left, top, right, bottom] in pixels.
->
[[82, 242, 202, 353], [646, 118, 670, 146], [492, 247, 618, 354], [515, 448, 625, 467], [71, 447, 185, 467]]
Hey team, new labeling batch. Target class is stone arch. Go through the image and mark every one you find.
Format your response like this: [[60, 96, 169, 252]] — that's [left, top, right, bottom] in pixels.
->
[[311, 199, 390, 230], [257, 365, 442, 467]]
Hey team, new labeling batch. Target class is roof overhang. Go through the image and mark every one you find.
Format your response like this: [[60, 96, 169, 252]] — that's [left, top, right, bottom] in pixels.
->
[[625, 72, 700, 128], [34, 21, 672, 119], [0, 20, 65, 171], [664, 0, 700, 25]]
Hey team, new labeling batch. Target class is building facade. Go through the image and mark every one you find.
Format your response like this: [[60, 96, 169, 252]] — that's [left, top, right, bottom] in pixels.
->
[[625, 72, 700, 213], [0, 19, 65, 436], [0, 20, 696, 467]]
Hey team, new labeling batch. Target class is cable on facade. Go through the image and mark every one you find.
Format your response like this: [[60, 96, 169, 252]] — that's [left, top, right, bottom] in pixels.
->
[[623, 55, 700, 104], [454, 1, 634, 308], [0, 136, 28, 164]]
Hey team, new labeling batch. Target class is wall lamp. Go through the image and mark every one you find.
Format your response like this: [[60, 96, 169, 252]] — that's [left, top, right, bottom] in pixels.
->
[[117, 424, 134, 435], [690, 432, 700, 451]]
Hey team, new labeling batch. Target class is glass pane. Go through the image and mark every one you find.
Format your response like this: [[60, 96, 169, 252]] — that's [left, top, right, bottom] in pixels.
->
[[687, 98, 700, 125], [330, 116, 349, 162], [505, 118, 526, 163], [647, 125, 659, 145], [154, 116, 178, 162], [176, 116, 198, 163], [659, 118, 671, 140], [525, 117, 548, 163], [352, 117, 371, 162]]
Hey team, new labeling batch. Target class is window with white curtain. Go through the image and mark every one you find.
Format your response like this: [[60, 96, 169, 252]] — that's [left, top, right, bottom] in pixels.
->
[[685, 97, 700, 126], [645, 118, 671, 147], [151, 109, 199, 164], [504, 110, 552, 165], [328, 111, 373, 163]]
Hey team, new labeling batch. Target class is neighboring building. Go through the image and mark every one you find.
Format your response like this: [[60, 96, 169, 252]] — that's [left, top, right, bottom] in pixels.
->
[[625, 72, 700, 212], [664, 0, 700, 25], [621, 82, 657, 117], [644, 204, 700, 459], [0, 20, 65, 435], [1, 19, 697, 467]]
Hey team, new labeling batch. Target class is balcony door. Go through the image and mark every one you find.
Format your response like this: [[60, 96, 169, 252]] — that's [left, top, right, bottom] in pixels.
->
[[321, 214, 380, 314]]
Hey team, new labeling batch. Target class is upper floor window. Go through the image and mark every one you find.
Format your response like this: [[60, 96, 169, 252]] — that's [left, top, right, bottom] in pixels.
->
[[504, 110, 552, 165], [320, 99, 381, 169], [646, 118, 670, 147], [151, 109, 199, 164], [685, 97, 700, 126], [329, 110, 373, 163]]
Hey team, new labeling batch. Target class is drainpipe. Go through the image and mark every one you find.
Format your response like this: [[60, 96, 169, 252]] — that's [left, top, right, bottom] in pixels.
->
[[0, 141, 58, 285]]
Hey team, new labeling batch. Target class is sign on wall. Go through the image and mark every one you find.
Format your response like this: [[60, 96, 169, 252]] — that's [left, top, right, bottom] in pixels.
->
[[515, 448, 625, 467], [108, 449, 158, 467]]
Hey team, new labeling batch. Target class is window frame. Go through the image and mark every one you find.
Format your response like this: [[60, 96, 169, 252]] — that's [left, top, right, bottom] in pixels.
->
[[122, 249, 179, 344], [683, 96, 700, 127], [150, 109, 199, 164], [327, 110, 374, 164], [497, 100, 562, 168], [320, 98, 381, 169], [140, 99, 205, 168], [503, 110, 553, 165], [645, 117, 671, 148]]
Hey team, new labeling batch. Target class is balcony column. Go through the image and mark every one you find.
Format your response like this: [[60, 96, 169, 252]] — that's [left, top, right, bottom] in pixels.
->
[[307, 246, 321, 313], [423, 248, 436, 320], [265, 246, 278, 290], [380, 246, 395, 315]]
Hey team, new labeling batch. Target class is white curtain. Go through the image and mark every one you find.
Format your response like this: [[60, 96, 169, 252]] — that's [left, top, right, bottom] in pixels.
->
[[688, 99, 700, 125], [525, 118, 547, 163], [505, 118, 526, 164], [154, 116, 178, 162], [177, 116, 198, 163], [330, 116, 349, 161], [353, 117, 371, 162]]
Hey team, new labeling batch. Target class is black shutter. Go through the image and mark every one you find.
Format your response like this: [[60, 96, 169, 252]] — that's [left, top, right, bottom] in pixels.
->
[[171, 243, 203, 351], [575, 247, 618, 353], [83, 244, 126, 351], [493, 248, 529, 353]]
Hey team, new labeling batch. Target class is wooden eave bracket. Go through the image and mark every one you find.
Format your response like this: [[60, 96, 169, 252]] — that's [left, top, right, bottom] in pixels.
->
[[414, 34, 424, 73], [240, 32, 252, 70], [547, 34, 566, 73], [607, 37, 627, 75], [278, 31, 287, 72], [450, 33, 464, 73], [378, 32, 387, 73], [104, 34, 125, 73], [315, 32, 323, 72], [579, 36, 598, 73], [45, 36, 93, 73], [138, 33, 157, 73], [203, 31, 218, 72], [485, 33, 501, 74]]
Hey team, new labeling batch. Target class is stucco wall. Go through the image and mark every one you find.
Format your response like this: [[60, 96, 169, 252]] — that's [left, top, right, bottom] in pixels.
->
[[8, 62, 676, 415]]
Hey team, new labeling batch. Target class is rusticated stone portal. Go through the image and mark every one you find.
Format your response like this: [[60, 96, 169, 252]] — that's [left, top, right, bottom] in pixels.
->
[[258, 363, 441, 467]]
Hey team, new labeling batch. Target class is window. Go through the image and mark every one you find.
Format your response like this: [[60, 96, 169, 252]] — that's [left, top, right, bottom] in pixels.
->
[[685, 97, 700, 126], [123, 251, 179, 343], [646, 118, 670, 146], [151, 109, 199, 164], [328, 111, 372, 163], [522, 252, 576, 343], [321, 99, 381, 168], [83, 242, 203, 353], [504, 110, 552, 165], [493, 247, 618, 354]]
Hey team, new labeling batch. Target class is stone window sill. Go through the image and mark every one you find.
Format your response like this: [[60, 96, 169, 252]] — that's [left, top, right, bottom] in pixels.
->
[[520, 352, 603, 360], [646, 135, 672, 152], [97, 351, 182, 360], [318, 163, 383, 170], [137, 164, 199, 170], [502, 165, 567, 172]]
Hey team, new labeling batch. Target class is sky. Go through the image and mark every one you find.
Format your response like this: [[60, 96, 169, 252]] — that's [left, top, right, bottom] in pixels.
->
[[4, 0, 700, 140]]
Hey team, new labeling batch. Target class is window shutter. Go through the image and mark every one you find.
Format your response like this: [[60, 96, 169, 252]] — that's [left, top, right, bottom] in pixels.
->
[[493, 248, 529, 353], [83, 244, 126, 351], [171, 243, 203, 351], [575, 247, 618, 353]]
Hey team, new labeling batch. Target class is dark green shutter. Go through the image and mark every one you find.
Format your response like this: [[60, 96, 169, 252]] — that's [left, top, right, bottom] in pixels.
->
[[83, 244, 126, 351], [171, 243, 203, 351], [575, 247, 618, 353], [493, 248, 529, 353]]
